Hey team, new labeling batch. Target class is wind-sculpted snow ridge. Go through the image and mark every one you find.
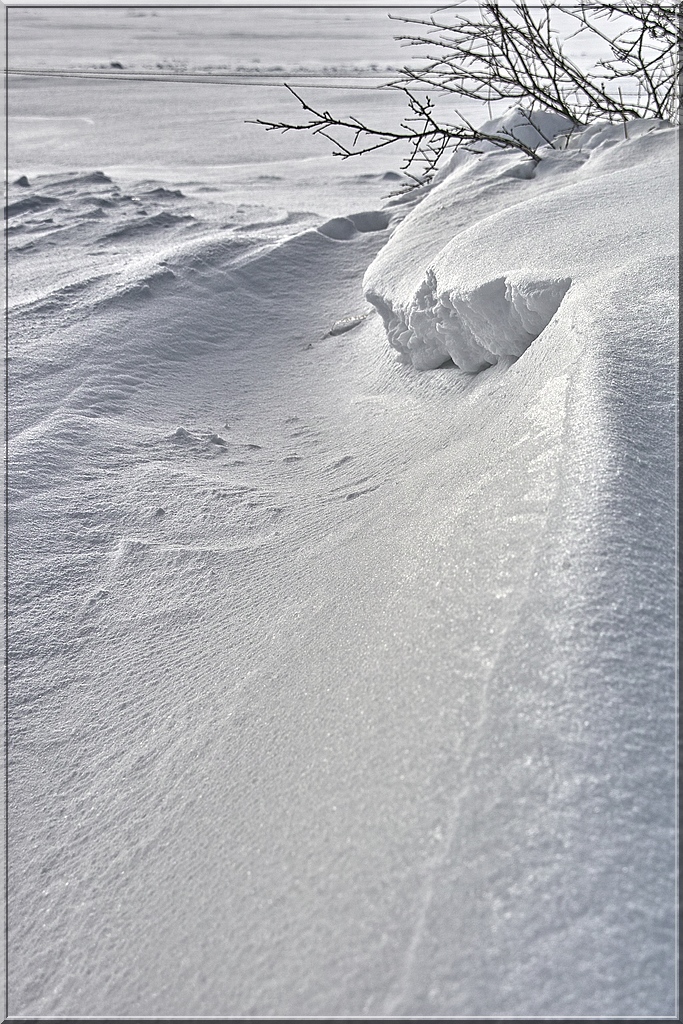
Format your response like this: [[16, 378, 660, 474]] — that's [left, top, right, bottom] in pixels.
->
[[4, 169, 329, 321], [364, 118, 676, 372], [367, 272, 571, 372]]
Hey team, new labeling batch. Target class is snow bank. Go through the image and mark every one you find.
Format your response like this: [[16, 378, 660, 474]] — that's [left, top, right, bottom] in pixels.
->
[[365, 118, 676, 370]]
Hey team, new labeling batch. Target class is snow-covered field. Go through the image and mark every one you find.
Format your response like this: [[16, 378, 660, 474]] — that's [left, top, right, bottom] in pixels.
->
[[7, 6, 677, 1018]]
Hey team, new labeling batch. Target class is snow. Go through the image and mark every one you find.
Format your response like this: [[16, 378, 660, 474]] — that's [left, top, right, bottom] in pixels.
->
[[7, 7, 677, 1020], [365, 117, 676, 370]]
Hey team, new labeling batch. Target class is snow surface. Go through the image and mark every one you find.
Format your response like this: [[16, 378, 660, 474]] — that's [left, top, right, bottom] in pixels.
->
[[7, 7, 678, 1020], [365, 115, 676, 370]]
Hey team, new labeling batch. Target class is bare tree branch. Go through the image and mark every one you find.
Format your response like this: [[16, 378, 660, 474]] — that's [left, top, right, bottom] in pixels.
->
[[251, 3, 680, 191]]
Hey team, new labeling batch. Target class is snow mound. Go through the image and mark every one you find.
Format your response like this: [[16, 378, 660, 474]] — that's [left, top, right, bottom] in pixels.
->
[[477, 105, 575, 147], [364, 119, 676, 371], [432, 106, 575, 185], [317, 209, 391, 240]]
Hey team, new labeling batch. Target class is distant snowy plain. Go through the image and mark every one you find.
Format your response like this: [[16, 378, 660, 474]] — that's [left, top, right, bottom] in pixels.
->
[[7, 6, 677, 1018]]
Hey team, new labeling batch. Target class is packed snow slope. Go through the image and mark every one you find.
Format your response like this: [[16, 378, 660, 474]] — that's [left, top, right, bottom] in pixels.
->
[[8, 119, 677, 1017]]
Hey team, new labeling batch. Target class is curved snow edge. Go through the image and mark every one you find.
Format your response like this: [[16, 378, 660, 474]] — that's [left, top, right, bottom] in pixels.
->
[[366, 272, 572, 372]]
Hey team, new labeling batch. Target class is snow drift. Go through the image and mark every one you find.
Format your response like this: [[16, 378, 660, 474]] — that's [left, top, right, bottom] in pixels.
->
[[7, 67, 677, 1021]]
